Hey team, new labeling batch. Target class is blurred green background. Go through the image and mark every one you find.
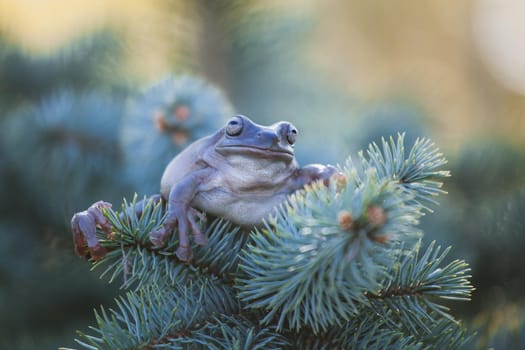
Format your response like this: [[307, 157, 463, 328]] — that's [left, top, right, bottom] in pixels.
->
[[0, 1, 524, 349]]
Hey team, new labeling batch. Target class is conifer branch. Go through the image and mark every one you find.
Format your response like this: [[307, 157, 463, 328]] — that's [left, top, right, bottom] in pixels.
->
[[238, 171, 422, 333], [93, 196, 249, 289], [294, 241, 473, 349], [357, 133, 450, 210], [180, 315, 289, 349], [64, 133, 473, 349], [365, 241, 473, 336], [294, 315, 417, 350], [238, 135, 452, 334], [71, 283, 239, 350]]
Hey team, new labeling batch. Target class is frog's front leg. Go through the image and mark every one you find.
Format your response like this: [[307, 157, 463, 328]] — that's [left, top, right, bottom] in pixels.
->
[[292, 164, 340, 190], [71, 195, 163, 260], [71, 201, 113, 260], [150, 169, 212, 262]]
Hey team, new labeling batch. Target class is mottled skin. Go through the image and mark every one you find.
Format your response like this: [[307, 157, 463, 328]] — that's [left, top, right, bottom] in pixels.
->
[[72, 115, 337, 261]]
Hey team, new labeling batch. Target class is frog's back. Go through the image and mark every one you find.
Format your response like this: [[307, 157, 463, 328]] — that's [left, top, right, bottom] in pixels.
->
[[159, 132, 221, 198]]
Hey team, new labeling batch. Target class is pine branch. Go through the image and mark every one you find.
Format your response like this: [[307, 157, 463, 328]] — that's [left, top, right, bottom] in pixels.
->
[[364, 241, 473, 343], [64, 133, 472, 348], [93, 196, 248, 289], [181, 315, 289, 349], [294, 314, 418, 350], [294, 313, 470, 349], [294, 241, 473, 349], [69, 282, 239, 350], [357, 133, 450, 210], [238, 135, 450, 333], [238, 171, 421, 333]]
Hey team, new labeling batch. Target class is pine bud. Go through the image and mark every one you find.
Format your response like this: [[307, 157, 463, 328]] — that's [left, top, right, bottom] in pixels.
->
[[338, 210, 353, 231], [333, 172, 347, 192], [173, 104, 190, 121], [366, 205, 387, 227], [153, 109, 168, 131], [172, 130, 189, 145], [372, 233, 390, 244]]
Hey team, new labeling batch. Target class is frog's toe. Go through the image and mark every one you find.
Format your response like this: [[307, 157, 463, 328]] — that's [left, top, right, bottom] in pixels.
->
[[72, 211, 103, 259], [193, 232, 208, 245], [188, 208, 208, 245], [74, 238, 89, 257], [150, 229, 168, 248], [175, 244, 193, 262], [88, 243, 107, 261]]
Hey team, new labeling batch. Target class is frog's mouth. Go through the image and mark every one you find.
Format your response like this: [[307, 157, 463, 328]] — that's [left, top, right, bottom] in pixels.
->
[[216, 145, 294, 160]]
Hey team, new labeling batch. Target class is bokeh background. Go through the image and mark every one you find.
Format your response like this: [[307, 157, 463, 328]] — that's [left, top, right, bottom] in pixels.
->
[[0, 1, 524, 349]]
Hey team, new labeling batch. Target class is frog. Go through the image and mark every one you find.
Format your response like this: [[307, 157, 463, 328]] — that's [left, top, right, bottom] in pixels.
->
[[71, 115, 338, 262]]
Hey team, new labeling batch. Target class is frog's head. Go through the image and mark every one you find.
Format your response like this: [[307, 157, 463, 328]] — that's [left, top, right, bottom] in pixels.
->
[[215, 115, 297, 162]]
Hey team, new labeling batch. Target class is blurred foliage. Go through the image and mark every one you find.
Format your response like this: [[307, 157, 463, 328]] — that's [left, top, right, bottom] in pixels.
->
[[121, 75, 233, 194], [348, 101, 429, 153], [452, 140, 525, 201], [0, 29, 125, 108], [467, 302, 525, 350], [0, 221, 117, 350], [2, 91, 125, 224], [421, 140, 525, 302]]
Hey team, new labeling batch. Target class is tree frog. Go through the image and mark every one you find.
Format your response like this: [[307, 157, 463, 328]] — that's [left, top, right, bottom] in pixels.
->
[[72, 115, 338, 261]]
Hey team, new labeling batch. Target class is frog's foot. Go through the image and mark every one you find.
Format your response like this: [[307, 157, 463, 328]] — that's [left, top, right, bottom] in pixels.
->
[[150, 205, 208, 262], [175, 244, 193, 262], [151, 223, 193, 262], [150, 225, 171, 249], [71, 201, 113, 260]]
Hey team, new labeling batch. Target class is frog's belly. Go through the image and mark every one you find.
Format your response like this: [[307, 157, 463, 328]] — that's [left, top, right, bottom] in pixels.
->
[[192, 190, 290, 226]]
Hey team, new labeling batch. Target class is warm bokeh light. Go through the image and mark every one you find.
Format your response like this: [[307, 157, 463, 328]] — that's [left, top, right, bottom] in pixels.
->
[[1, 0, 524, 145], [0, 0, 191, 79], [473, 0, 525, 95], [311, 0, 525, 147]]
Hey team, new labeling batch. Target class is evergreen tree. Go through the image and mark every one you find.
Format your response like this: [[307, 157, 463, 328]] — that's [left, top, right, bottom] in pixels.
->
[[61, 135, 474, 349]]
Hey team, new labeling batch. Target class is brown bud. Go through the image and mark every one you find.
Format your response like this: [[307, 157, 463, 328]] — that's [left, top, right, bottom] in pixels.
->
[[372, 233, 390, 244], [333, 172, 347, 192], [366, 205, 387, 227], [172, 130, 189, 145], [338, 210, 353, 231], [153, 109, 168, 131], [173, 104, 190, 121]]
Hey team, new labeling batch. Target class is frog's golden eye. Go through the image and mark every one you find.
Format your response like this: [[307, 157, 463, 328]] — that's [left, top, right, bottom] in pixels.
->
[[226, 116, 243, 136], [286, 125, 298, 145]]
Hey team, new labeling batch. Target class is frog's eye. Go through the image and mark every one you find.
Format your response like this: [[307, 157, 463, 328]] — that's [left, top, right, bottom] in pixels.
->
[[286, 125, 298, 145], [226, 116, 243, 136]]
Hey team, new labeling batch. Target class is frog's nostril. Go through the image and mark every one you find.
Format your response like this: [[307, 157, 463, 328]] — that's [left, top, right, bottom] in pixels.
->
[[257, 130, 279, 144]]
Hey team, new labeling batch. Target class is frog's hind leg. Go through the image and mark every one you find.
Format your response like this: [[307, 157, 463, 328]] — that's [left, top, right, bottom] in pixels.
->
[[187, 208, 208, 245]]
